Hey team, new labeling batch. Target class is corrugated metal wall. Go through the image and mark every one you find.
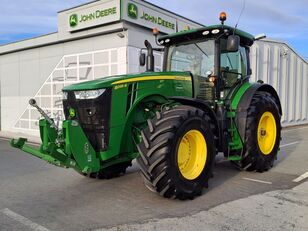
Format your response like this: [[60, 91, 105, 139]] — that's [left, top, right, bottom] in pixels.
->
[[250, 40, 308, 127]]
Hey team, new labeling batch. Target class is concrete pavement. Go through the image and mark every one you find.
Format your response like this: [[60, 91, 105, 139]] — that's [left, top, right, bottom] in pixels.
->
[[0, 125, 307, 230], [102, 181, 308, 231]]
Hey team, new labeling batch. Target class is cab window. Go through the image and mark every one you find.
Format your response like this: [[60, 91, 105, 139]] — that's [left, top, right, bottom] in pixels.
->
[[220, 40, 248, 88]]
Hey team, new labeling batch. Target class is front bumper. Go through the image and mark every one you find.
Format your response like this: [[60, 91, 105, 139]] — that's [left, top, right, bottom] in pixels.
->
[[10, 119, 101, 174]]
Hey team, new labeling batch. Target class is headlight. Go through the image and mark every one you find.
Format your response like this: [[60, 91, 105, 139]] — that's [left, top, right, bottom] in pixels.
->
[[62, 91, 68, 100], [74, 89, 105, 100]]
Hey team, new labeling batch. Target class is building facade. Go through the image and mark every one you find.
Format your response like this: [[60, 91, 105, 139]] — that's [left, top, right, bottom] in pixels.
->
[[0, 0, 201, 137], [0, 0, 307, 138]]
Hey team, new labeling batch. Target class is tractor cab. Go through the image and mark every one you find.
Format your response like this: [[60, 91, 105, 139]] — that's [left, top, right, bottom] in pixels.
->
[[155, 18, 254, 103]]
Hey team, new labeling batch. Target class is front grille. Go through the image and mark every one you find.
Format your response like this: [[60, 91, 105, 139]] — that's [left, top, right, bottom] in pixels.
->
[[63, 88, 112, 152]]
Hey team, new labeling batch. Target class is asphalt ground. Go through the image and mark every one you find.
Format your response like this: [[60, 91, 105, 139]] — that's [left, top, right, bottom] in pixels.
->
[[0, 125, 307, 231]]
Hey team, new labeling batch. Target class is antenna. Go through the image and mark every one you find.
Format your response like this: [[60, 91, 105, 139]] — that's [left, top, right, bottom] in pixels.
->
[[233, 0, 246, 34]]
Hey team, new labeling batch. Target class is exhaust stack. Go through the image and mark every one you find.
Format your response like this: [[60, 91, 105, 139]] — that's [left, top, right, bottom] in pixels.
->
[[144, 40, 154, 72]]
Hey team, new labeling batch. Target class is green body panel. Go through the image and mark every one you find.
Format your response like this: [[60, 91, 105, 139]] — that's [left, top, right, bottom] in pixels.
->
[[64, 71, 193, 164], [230, 82, 252, 111], [63, 120, 101, 173], [99, 72, 192, 161]]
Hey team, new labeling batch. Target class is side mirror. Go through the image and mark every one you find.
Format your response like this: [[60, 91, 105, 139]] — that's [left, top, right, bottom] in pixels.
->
[[254, 33, 266, 40], [205, 70, 213, 77], [227, 35, 240, 52], [139, 53, 146, 66]]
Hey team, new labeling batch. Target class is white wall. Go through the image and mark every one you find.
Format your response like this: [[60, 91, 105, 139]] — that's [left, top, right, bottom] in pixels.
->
[[126, 23, 164, 73], [251, 40, 308, 126], [0, 31, 128, 136]]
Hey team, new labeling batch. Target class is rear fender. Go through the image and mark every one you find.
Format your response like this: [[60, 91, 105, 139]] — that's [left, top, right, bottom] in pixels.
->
[[235, 83, 282, 142]]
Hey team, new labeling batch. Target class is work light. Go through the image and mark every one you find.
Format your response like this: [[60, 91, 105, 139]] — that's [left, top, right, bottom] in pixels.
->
[[74, 89, 105, 100]]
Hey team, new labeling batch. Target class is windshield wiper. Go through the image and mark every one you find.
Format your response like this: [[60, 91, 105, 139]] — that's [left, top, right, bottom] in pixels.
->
[[194, 43, 209, 58]]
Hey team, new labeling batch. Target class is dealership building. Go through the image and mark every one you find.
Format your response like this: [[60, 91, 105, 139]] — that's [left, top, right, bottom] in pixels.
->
[[0, 0, 307, 139]]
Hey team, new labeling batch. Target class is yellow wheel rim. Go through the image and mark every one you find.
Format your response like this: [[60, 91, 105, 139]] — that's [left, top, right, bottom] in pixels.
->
[[177, 130, 207, 180], [257, 111, 277, 155]]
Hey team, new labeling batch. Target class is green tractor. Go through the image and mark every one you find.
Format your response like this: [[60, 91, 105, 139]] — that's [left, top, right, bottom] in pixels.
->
[[11, 14, 282, 200]]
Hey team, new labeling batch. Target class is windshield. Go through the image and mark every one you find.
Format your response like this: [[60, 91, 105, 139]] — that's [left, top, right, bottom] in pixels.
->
[[166, 40, 215, 100], [167, 40, 215, 77]]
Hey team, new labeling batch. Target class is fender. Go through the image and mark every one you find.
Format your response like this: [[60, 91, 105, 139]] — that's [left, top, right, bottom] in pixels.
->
[[120, 94, 169, 154], [235, 83, 282, 142], [169, 97, 220, 144]]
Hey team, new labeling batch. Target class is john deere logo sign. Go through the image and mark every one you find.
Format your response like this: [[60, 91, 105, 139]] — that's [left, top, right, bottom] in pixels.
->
[[69, 14, 78, 27], [128, 3, 138, 19], [127, 2, 175, 30], [69, 7, 117, 28]]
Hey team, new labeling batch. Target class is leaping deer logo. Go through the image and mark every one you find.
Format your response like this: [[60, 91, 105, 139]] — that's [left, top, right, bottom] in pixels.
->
[[69, 14, 78, 27], [128, 3, 138, 19]]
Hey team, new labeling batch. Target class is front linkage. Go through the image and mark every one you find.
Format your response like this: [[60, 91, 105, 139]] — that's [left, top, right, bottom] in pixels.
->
[[11, 99, 101, 175]]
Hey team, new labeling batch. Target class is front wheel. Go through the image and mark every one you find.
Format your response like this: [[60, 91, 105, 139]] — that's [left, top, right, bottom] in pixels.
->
[[137, 105, 216, 200]]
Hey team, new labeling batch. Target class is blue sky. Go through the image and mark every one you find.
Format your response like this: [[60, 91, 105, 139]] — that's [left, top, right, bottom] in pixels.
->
[[0, 0, 307, 60]]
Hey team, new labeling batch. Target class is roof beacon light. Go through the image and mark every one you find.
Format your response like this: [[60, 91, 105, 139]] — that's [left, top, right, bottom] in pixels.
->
[[220, 12, 227, 25], [152, 28, 159, 36], [153, 28, 161, 46]]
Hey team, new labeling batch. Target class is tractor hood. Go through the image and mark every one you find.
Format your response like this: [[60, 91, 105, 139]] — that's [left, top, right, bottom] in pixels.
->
[[62, 71, 191, 91]]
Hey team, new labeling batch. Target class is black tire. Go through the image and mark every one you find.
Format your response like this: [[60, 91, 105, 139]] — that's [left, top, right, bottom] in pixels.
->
[[137, 105, 216, 200], [233, 91, 281, 172], [79, 161, 132, 179]]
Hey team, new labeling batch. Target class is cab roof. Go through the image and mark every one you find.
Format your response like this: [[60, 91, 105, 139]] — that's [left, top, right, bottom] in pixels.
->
[[158, 24, 255, 47]]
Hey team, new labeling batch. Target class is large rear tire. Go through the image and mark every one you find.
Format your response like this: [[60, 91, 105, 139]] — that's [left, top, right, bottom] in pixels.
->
[[137, 105, 216, 200], [233, 91, 281, 172]]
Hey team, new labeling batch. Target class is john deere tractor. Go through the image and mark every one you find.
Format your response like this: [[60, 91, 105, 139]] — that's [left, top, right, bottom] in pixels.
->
[[11, 14, 282, 200]]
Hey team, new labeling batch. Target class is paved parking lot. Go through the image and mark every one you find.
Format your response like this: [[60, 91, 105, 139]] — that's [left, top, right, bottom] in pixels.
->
[[0, 126, 307, 231]]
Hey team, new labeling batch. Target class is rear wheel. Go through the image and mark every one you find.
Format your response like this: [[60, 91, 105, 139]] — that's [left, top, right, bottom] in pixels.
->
[[233, 91, 281, 172], [137, 105, 216, 200]]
